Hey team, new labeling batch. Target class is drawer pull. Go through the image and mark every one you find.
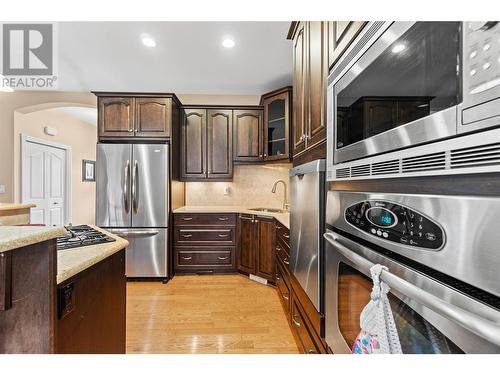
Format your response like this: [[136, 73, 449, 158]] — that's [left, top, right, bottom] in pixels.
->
[[276, 246, 281, 252], [282, 293, 289, 301], [217, 256, 229, 260], [182, 234, 193, 238], [276, 225, 282, 230], [292, 316, 301, 327], [181, 256, 192, 260], [282, 233, 290, 239], [182, 217, 193, 221], [283, 259, 290, 265], [217, 234, 229, 238], [276, 274, 280, 281], [218, 217, 229, 221], [308, 349, 316, 354]]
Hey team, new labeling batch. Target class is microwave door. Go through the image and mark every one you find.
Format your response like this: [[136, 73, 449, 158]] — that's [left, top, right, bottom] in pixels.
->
[[131, 144, 169, 228], [96, 143, 132, 227]]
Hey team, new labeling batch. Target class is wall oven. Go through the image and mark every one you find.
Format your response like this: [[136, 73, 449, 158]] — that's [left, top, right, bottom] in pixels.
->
[[326, 21, 500, 180], [324, 190, 500, 354]]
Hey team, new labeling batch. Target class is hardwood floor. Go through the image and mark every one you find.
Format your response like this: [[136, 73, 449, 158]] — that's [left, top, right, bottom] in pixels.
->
[[126, 274, 300, 354]]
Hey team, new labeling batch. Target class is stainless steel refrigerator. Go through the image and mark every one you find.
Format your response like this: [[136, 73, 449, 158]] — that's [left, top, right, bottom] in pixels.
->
[[289, 159, 326, 313], [96, 143, 169, 278]]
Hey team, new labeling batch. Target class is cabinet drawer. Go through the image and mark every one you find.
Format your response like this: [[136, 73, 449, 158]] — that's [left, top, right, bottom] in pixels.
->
[[174, 213, 236, 226], [177, 250, 232, 266], [276, 259, 291, 315], [276, 223, 290, 250], [174, 227, 235, 245], [276, 242, 290, 269], [291, 291, 324, 354]]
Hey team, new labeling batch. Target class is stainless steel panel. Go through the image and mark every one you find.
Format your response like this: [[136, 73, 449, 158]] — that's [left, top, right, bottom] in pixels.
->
[[110, 228, 168, 277], [132, 144, 169, 228], [96, 144, 132, 227], [290, 160, 325, 311], [324, 230, 500, 354], [326, 190, 500, 298]]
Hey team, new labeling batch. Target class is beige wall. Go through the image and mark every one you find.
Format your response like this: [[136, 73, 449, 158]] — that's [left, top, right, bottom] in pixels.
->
[[14, 108, 97, 224], [0, 91, 96, 203], [185, 164, 291, 208]]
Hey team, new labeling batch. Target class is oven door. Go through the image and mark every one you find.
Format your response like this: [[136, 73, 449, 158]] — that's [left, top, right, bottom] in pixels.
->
[[329, 21, 461, 164], [324, 230, 500, 354]]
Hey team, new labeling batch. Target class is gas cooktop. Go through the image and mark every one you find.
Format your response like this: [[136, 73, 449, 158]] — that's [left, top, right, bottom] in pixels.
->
[[57, 225, 115, 251]]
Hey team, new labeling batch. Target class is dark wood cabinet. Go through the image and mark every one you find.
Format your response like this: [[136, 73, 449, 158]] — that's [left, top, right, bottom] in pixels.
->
[[237, 214, 257, 274], [255, 217, 276, 280], [237, 214, 276, 283], [95, 93, 180, 140], [261, 87, 292, 162], [181, 107, 232, 181], [181, 108, 206, 180], [233, 109, 263, 162], [327, 21, 366, 70], [292, 22, 307, 156], [98, 97, 134, 137], [135, 97, 171, 138], [173, 213, 237, 274], [207, 109, 233, 179]]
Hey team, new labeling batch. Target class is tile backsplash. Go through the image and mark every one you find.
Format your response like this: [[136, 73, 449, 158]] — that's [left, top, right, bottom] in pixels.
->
[[185, 164, 291, 208]]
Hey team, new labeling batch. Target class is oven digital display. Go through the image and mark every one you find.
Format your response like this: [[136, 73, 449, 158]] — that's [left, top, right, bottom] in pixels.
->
[[366, 208, 396, 227]]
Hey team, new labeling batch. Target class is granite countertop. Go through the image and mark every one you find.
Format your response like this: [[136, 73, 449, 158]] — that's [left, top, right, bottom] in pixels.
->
[[173, 206, 290, 229], [57, 226, 129, 284], [0, 203, 36, 211], [0, 225, 67, 253]]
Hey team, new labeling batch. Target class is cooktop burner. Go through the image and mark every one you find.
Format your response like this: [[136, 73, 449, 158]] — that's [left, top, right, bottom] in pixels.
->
[[57, 225, 115, 250]]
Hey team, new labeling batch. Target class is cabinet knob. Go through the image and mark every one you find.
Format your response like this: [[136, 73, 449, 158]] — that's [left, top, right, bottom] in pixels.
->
[[259, 154, 263, 158], [128, 129, 133, 133]]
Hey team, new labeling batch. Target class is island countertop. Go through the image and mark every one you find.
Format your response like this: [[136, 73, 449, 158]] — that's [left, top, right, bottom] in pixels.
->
[[173, 206, 290, 229], [0, 225, 67, 253], [57, 226, 129, 284], [0, 203, 36, 211]]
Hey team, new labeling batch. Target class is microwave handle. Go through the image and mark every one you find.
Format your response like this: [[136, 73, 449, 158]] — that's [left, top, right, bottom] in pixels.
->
[[324, 232, 500, 347]]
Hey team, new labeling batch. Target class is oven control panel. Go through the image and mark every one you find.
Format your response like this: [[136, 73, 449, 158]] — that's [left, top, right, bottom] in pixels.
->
[[345, 201, 444, 250]]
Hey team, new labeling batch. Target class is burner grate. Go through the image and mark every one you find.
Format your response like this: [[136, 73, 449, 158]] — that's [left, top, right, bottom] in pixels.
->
[[57, 225, 115, 251]]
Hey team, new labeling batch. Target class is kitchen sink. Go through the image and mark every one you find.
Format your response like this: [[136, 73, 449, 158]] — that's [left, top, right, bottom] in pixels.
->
[[248, 207, 286, 213]]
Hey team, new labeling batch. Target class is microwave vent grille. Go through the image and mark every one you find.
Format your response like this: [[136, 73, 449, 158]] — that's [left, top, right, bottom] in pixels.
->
[[330, 22, 385, 83], [402, 152, 446, 173], [371, 159, 400, 175], [336, 167, 351, 179], [450, 142, 500, 169], [351, 164, 371, 177]]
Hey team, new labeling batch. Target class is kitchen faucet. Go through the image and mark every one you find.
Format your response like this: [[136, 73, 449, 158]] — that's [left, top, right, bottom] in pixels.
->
[[272, 179, 289, 211]]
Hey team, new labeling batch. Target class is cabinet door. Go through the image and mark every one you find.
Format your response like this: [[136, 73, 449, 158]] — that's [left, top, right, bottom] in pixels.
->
[[207, 109, 233, 179], [328, 21, 366, 69], [181, 109, 206, 180], [233, 110, 263, 162], [292, 22, 307, 155], [237, 215, 256, 274], [306, 22, 327, 149], [134, 97, 171, 138], [98, 97, 134, 137], [255, 217, 276, 282], [263, 91, 290, 161]]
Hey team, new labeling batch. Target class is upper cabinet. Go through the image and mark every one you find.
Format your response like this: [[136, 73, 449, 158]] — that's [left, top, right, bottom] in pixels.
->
[[262, 87, 292, 162], [288, 21, 366, 166], [233, 109, 263, 162], [95, 93, 180, 140], [180, 108, 233, 181]]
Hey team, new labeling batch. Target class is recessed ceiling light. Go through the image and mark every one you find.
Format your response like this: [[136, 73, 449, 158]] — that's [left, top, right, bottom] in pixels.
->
[[222, 38, 235, 48], [391, 44, 406, 54], [141, 35, 156, 48]]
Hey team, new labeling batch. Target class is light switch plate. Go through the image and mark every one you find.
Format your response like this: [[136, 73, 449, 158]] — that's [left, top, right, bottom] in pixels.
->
[[0, 185, 5, 194]]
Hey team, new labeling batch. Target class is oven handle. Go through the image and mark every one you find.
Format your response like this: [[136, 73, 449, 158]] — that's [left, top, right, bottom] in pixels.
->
[[324, 232, 500, 347]]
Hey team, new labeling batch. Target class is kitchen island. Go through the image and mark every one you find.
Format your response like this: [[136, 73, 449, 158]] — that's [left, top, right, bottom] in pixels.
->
[[0, 225, 128, 354]]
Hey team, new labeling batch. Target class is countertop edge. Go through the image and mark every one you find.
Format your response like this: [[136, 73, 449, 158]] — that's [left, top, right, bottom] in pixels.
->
[[0, 226, 68, 253]]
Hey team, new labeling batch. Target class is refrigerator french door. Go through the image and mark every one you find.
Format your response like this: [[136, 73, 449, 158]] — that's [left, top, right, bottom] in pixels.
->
[[96, 143, 169, 278]]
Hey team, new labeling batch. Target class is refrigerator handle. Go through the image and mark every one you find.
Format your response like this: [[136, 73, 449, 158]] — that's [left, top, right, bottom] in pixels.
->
[[132, 160, 139, 214], [124, 160, 130, 214]]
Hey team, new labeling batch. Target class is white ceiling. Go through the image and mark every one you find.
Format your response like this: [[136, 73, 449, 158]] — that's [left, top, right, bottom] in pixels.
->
[[57, 22, 292, 95]]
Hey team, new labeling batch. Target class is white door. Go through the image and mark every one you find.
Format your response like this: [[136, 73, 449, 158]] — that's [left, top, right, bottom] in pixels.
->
[[23, 140, 67, 226]]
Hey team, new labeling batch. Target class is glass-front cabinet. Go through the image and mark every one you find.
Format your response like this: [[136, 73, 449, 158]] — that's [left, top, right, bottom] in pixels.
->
[[261, 86, 292, 162]]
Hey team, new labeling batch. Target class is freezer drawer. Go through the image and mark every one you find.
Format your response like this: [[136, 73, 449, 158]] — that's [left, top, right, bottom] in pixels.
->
[[109, 228, 168, 278]]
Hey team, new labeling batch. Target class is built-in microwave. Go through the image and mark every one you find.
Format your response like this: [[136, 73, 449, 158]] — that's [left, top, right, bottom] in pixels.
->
[[326, 21, 500, 180]]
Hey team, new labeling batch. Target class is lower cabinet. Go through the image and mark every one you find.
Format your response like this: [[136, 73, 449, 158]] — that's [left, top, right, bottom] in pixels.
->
[[237, 214, 276, 283], [173, 213, 237, 274]]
